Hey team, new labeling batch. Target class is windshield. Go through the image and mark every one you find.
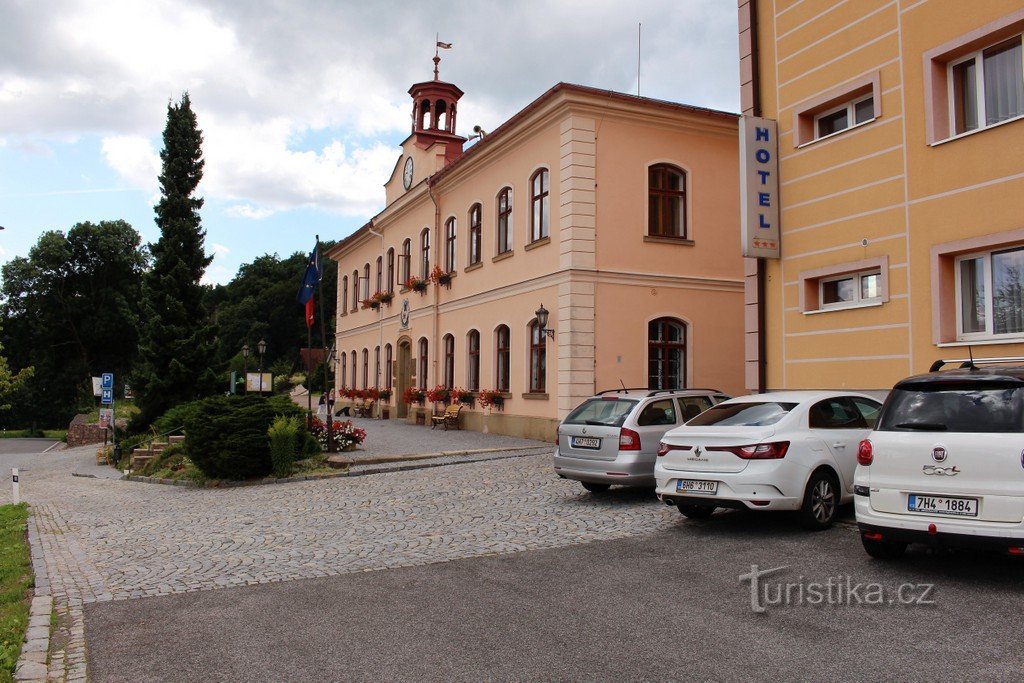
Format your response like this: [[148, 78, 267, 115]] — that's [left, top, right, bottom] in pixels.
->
[[877, 381, 1024, 433], [685, 402, 797, 427], [563, 399, 638, 427]]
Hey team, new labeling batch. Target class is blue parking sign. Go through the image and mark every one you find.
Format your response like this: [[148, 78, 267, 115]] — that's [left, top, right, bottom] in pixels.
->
[[101, 373, 114, 389], [101, 388, 113, 405]]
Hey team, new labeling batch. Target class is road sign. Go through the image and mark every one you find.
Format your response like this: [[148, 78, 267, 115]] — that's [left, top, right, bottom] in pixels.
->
[[101, 388, 113, 405], [101, 373, 114, 389]]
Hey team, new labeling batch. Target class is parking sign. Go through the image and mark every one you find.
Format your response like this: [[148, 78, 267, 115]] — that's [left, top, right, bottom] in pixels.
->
[[101, 373, 114, 389]]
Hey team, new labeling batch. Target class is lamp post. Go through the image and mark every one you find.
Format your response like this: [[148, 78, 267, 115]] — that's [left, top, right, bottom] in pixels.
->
[[325, 344, 337, 453], [241, 343, 250, 394], [257, 339, 267, 394], [535, 304, 555, 339]]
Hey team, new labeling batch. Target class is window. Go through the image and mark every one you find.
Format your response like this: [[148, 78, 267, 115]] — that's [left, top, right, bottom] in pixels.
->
[[467, 330, 480, 391], [814, 94, 874, 139], [809, 398, 869, 429], [956, 247, 1024, 339], [497, 187, 512, 255], [401, 239, 412, 284], [637, 399, 677, 426], [341, 276, 348, 315], [418, 337, 428, 389], [648, 164, 686, 238], [564, 399, 638, 427], [351, 270, 359, 311], [679, 396, 713, 423], [420, 228, 431, 280], [351, 350, 357, 390], [878, 382, 1024, 433], [648, 318, 686, 390], [820, 269, 882, 309], [529, 320, 546, 393], [442, 334, 455, 388], [495, 325, 510, 392], [445, 217, 457, 272], [362, 264, 370, 299], [384, 344, 393, 390], [949, 35, 1023, 136], [375, 256, 382, 294], [361, 348, 369, 389], [469, 204, 482, 265], [340, 352, 347, 389], [386, 248, 395, 294], [374, 346, 380, 388], [530, 169, 549, 242]]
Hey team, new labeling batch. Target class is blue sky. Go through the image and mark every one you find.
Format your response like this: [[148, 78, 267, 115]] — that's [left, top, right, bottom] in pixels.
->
[[0, 0, 739, 285]]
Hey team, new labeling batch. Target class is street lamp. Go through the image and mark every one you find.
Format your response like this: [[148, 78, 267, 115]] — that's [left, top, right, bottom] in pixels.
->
[[257, 339, 267, 394], [535, 304, 555, 339], [241, 343, 250, 393]]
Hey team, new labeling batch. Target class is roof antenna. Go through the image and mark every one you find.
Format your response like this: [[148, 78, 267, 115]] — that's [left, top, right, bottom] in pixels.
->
[[966, 344, 975, 369], [619, 379, 627, 393], [637, 23, 641, 96]]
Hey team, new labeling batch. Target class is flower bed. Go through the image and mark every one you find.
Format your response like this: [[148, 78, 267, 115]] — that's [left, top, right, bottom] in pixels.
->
[[308, 418, 366, 451]]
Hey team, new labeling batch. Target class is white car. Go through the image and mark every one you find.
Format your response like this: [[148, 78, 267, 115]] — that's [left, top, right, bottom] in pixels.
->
[[654, 391, 882, 530], [855, 358, 1024, 559]]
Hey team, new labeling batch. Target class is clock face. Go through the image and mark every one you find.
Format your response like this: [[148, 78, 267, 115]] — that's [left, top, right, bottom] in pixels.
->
[[403, 156, 414, 190]]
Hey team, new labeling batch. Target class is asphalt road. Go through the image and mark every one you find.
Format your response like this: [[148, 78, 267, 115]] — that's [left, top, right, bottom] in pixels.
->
[[85, 509, 1024, 682], [0, 437, 61, 456]]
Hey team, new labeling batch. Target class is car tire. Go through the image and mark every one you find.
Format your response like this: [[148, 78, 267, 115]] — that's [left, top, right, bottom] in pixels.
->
[[798, 470, 839, 531], [677, 503, 715, 519], [861, 535, 907, 560], [581, 482, 610, 493]]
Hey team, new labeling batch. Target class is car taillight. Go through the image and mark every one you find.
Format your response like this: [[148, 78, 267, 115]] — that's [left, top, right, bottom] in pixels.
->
[[657, 442, 692, 457], [857, 439, 873, 466], [619, 428, 641, 451], [708, 441, 789, 459]]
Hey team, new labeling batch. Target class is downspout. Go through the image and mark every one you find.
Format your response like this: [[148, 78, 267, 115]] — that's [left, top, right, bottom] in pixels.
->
[[366, 220, 384, 413], [427, 179, 441, 390]]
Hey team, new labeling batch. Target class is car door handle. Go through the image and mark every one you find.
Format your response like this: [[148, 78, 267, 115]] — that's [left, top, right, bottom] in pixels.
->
[[831, 442, 846, 449]]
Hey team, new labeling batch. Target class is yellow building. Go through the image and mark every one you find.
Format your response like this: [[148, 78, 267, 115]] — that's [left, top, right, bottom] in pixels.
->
[[739, 0, 1024, 391], [327, 61, 745, 439]]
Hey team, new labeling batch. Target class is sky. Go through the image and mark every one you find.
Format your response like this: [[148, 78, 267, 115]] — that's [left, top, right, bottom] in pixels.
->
[[0, 0, 739, 286]]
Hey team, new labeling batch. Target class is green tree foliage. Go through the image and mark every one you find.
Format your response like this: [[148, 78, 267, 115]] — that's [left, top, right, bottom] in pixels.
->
[[183, 395, 304, 480], [0, 331, 32, 414], [0, 221, 146, 426], [133, 92, 218, 427]]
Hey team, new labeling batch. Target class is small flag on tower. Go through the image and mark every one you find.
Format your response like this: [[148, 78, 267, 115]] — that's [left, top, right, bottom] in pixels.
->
[[437, 40, 452, 49]]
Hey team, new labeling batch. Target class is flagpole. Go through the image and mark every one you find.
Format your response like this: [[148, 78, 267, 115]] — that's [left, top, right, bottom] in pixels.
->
[[307, 319, 312, 423], [315, 235, 335, 452]]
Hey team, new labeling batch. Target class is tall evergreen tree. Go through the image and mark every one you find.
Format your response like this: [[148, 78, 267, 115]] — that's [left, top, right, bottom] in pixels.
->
[[133, 92, 218, 427]]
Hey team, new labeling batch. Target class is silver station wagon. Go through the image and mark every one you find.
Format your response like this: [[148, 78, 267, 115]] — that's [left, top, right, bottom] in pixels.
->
[[553, 388, 729, 492]]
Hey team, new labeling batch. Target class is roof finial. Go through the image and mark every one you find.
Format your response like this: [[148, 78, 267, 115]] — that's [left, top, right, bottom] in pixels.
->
[[434, 34, 452, 81]]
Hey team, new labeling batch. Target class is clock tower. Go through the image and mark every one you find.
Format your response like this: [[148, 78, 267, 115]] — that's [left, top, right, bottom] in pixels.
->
[[407, 52, 466, 165]]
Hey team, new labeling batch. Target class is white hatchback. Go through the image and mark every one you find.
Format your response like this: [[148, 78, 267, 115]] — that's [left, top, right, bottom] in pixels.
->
[[855, 358, 1024, 559], [654, 391, 882, 530]]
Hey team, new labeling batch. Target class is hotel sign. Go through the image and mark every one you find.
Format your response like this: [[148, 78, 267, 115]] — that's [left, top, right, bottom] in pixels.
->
[[739, 116, 780, 259]]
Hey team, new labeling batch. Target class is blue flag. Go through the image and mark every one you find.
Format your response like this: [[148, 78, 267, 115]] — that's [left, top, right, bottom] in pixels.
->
[[296, 243, 320, 305]]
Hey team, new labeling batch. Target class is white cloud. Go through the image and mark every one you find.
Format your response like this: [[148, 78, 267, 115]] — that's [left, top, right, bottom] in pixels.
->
[[0, 245, 7, 257], [100, 135, 160, 196], [211, 242, 230, 256]]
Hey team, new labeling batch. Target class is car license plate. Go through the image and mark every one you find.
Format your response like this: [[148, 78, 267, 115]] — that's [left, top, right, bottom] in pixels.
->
[[907, 494, 978, 517], [676, 479, 718, 494], [570, 436, 601, 449]]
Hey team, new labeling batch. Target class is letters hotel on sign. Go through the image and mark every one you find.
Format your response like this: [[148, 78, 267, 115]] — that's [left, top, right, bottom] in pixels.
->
[[739, 116, 780, 259]]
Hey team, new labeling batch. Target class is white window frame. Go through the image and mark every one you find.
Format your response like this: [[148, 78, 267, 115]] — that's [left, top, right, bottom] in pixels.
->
[[813, 94, 875, 142], [947, 34, 1024, 138], [954, 247, 1024, 341], [818, 269, 883, 311]]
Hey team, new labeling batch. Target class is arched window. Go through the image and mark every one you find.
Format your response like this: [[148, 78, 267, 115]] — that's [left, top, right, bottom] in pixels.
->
[[468, 204, 482, 266], [495, 324, 510, 392], [529, 320, 546, 393], [467, 329, 480, 391], [374, 345, 380, 388], [384, 343, 393, 390], [341, 276, 349, 315], [401, 238, 412, 285], [435, 100, 447, 130], [362, 263, 370, 299], [351, 350, 357, 390], [420, 100, 431, 129], [530, 168, 549, 243], [648, 318, 687, 390], [497, 187, 512, 255], [418, 337, 429, 389], [648, 164, 687, 238], [340, 352, 347, 388], [444, 217, 457, 272], [386, 248, 395, 294], [362, 348, 369, 389], [442, 334, 455, 388], [375, 256, 382, 294], [351, 270, 359, 311], [420, 228, 431, 280]]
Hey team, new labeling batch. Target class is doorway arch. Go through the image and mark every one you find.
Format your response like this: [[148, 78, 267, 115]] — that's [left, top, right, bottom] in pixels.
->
[[396, 337, 412, 418]]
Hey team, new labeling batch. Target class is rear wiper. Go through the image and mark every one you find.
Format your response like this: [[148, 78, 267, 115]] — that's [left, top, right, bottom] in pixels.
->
[[894, 422, 947, 431]]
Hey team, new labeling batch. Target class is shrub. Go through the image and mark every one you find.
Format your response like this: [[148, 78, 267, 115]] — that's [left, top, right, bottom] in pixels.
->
[[184, 395, 304, 480], [138, 443, 186, 477], [268, 415, 300, 477]]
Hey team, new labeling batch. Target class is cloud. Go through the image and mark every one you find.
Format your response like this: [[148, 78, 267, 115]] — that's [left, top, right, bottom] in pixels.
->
[[211, 243, 230, 256], [100, 135, 160, 196]]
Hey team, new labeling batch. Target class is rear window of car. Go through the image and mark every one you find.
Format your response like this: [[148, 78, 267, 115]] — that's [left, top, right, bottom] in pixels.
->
[[685, 402, 797, 427], [877, 381, 1024, 433], [564, 399, 638, 427]]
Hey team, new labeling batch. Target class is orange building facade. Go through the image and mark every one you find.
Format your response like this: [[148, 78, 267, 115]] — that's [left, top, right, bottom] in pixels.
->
[[740, 0, 1024, 391], [327, 67, 745, 439]]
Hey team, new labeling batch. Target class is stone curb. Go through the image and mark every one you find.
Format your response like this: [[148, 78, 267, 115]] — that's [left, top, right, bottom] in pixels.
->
[[15, 513, 53, 683], [123, 446, 551, 489]]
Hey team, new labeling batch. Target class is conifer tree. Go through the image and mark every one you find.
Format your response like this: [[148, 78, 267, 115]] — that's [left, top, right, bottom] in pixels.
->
[[133, 93, 218, 426]]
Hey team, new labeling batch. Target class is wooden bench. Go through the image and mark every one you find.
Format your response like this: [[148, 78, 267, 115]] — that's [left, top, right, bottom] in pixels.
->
[[430, 404, 462, 430]]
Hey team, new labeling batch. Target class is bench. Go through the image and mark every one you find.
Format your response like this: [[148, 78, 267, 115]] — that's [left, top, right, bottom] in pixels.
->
[[430, 404, 462, 430]]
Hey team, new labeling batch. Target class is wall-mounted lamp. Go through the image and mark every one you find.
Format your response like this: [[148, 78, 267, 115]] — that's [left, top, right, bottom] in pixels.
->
[[535, 304, 555, 339]]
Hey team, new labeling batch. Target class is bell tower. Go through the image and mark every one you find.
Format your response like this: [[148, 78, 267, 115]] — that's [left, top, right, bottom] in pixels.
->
[[408, 52, 466, 164]]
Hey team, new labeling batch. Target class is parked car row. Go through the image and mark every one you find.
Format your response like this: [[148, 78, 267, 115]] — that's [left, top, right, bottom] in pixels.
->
[[553, 356, 1024, 561]]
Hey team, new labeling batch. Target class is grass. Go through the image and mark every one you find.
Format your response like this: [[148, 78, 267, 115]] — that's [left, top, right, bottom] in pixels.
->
[[0, 504, 33, 681], [0, 429, 66, 441], [77, 401, 140, 425]]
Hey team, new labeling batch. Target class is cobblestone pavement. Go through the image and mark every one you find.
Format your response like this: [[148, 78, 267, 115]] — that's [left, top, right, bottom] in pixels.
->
[[18, 442, 675, 681]]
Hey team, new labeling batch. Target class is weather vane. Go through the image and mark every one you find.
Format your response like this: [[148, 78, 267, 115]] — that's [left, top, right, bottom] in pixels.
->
[[434, 33, 452, 80]]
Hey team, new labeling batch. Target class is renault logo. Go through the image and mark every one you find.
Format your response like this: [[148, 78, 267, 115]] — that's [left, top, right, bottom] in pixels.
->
[[932, 446, 947, 463], [694, 446, 703, 456], [923, 465, 960, 476]]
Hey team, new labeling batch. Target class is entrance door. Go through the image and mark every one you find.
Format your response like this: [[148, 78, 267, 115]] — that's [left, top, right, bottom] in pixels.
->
[[397, 341, 412, 418]]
